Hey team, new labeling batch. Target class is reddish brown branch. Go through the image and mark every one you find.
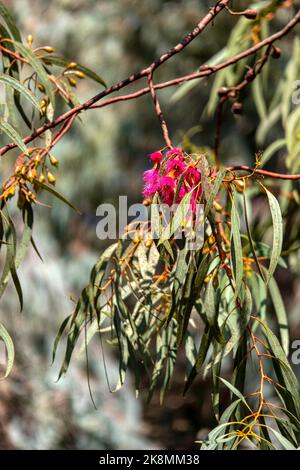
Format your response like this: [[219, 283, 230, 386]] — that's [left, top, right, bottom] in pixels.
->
[[228, 165, 300, 180], [0, 4, 299, 158], [148, 73, 172, 148], [0, 0, 229, 156]]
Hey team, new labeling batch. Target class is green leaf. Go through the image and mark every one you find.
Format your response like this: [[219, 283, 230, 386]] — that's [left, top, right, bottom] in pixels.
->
[[161, 190, 193, 241], [263, 186, 283, 284], [230, 198, 243, 296], [0, 210, 23, 310], [0, 322, 15, 378], [184, 325, 212, 395], [52, 314, 72, 365], [269, 276, 289, 356], [34, 180, 80, 212], [15, 203, 34, 269], [0, 73, 40, 110], [204, 167, 227, 218], [0, 1, 22, 42], [260, 319, 300, 420], [267, 427, 297, 450], [219, 377, 252, 412], [0, 118, 28, 154], [253, 73, 267, 122]]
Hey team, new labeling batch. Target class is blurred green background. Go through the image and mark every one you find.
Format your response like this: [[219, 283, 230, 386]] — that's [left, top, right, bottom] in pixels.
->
[[0, 0, 299, 449]]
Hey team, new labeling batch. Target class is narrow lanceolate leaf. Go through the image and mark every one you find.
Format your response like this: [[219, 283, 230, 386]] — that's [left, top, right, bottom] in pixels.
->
[[34, 180, 80, 212], [204, 167, 227, 218], [219, 377, 252, 412], [184, 325, 212, 395], [9, 40, 54, 106], [0, 322, 15, 378], [230, 199, 243, 296], [263, 186, 283, 284], [260, 319, 300, 420], [0, 1, 22, 42], [0, 210, 23, 310], [0, 73, 40, 110], [243, 190, 265, 282], [0, 119, 28, 154], [269, 276, 289, 356]]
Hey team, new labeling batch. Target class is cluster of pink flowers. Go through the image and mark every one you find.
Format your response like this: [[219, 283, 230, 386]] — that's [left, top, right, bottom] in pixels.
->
[[142, 148, 202, 210]]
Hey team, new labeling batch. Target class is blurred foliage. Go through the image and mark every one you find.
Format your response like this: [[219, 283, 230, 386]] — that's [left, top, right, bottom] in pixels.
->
[[0, 0, 300, 450]]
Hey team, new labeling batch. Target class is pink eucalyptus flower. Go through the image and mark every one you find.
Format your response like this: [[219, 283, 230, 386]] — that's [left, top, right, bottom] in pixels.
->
[[166, 158, 186, 177], [166, 147, 183, 158], [143, 168, 159, 198], [149, 151, 163, 164], [159, 176, 176, 206], [185, 167, 201, 187]]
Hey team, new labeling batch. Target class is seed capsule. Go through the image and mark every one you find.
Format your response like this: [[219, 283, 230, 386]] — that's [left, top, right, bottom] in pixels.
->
[[38, 173, 45, 183], [231, 102, 243, 115], [218, 86, 230, 97], [43, 46, 54, 53], [244, 9, 257, 20], [271, 47, 281, 59]]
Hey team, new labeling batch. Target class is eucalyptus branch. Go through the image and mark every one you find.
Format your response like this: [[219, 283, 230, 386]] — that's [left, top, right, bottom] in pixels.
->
[[1, 4, 299, 160]]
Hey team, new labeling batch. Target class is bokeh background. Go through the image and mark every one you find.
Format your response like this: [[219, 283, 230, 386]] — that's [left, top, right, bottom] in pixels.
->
[[0, 0, 299, 449]]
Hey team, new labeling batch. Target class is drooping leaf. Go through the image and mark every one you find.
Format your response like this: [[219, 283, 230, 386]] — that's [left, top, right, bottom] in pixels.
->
[[0, 118, 28, 154], [230, 197, 243, 296], [262, 186, 283, 284], [0, 73, 40, 110], [0, 1, 22, 42], [0, 321, 15, 378]]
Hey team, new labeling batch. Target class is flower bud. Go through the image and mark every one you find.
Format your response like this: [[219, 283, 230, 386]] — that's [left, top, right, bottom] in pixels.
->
[[38, 173, 45, 183], [7, 186, 15, 198], [27, 34, 33, 46], [143, 198, 152, 206], [67, 77, 77, 87], [213, 201, 223, 212], [37, 83, 45, 92], [49, 155, 59, 167], [47, 170, 56, 185], [28, 168, 37, 182], [73, 71, 85, 79]]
